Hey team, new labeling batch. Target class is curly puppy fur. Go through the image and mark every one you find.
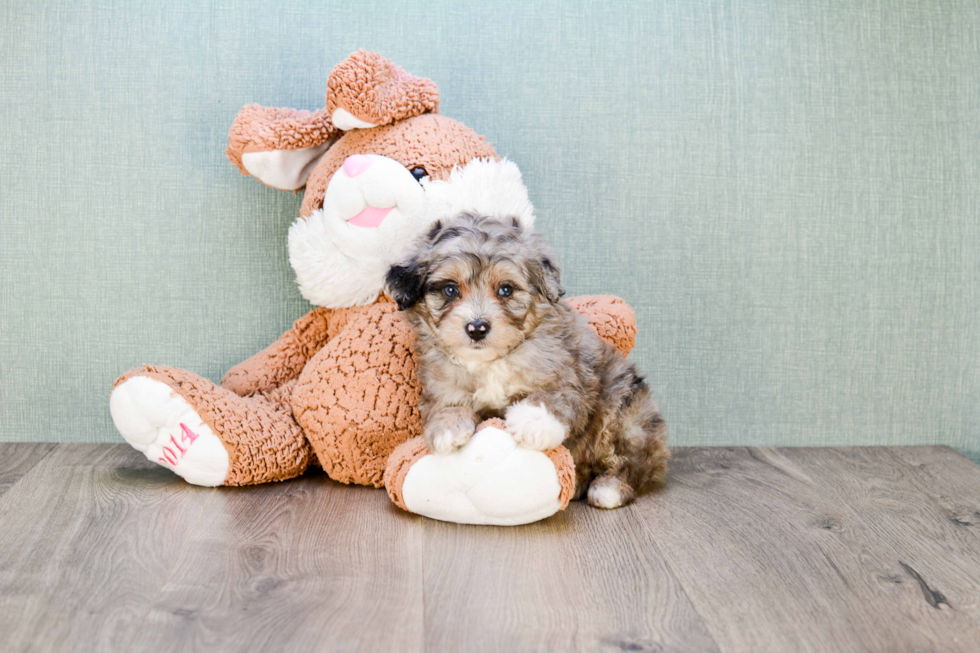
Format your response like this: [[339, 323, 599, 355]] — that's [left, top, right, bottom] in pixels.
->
[[386, 214, 669, 509]]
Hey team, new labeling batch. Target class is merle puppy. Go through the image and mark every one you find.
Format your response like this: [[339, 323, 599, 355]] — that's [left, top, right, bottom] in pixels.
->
[[386, 214, 668, 508]]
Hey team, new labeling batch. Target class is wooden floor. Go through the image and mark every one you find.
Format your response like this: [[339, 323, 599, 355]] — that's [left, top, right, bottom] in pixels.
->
[[2, 445, 980, 652]]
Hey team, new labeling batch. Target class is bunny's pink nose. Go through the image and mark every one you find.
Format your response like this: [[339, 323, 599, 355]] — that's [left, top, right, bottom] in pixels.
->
[[342, 154, 373, 178]]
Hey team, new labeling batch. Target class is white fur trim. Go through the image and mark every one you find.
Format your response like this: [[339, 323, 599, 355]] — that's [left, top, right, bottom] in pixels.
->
[[401, 426, 563, 525], [331, 107, 378, 130], [289, 157, 536, 308], [241, 142, 331, 191], [505, 401, 567, 451], [110, 376, 229, 486], [424, 158, 535, 228]]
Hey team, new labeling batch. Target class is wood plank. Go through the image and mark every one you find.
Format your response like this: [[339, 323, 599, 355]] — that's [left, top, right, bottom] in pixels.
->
[[421, 501, 720, 653], [0, 443, 56, 497], [777, 447, 980, 631], [129, 473, 424, 653], [4, 444, 977, 652], [888, 446, 980, 540], [632, 447, 980, 653], [0, 443, 214, 652]]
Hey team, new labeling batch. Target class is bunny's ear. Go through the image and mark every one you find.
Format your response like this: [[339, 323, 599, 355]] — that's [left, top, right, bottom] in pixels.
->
[[326, 50, 439, 131], [226, 105, 340, 191]]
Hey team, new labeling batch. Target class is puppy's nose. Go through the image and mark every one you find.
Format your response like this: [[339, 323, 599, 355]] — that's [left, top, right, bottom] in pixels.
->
[[466, 319, 491, 342], [342, 154, 373, 178]]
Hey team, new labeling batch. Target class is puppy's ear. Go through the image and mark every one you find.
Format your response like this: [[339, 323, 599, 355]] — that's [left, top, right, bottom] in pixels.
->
[[386, 261, 426, 310], [529, 253, 565, 303], [425, 220, 443, 242]]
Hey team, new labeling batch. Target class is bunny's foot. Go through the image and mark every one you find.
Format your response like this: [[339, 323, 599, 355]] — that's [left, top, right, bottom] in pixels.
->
[[111, 366, 312, 486], [384, 419, 575, 526], [110, 374, 229, 486]]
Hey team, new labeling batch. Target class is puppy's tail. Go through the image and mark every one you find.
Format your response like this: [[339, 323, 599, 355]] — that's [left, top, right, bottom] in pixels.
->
[[620, 388, 670, 493]]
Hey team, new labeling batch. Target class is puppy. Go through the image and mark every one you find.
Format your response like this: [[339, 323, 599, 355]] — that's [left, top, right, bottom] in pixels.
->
[[386, 214, 668, 509]]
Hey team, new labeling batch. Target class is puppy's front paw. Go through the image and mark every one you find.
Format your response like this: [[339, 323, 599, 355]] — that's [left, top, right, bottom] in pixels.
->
[[424, 407, 478, 455], [427, 427, 474, 455], [506, 401, 567, 451]]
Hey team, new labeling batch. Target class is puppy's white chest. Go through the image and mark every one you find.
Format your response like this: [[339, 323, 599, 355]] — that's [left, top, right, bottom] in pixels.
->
[[466, 361, 526, 413]]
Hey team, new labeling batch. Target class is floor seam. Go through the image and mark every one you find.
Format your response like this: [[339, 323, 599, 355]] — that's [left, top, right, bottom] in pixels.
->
[[627, 500, 726, 653], [125, 487, 216, 653], [420, 516, 427, 653], [883, 447, 980, 551], [0, 443, 61, 500]]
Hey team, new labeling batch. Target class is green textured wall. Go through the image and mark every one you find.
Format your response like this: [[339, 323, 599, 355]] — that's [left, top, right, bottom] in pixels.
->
[[1, 1, 978, 461]]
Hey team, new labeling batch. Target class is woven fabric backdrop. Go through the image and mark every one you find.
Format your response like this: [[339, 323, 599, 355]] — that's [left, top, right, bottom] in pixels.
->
[[2, 1, 978, 461]]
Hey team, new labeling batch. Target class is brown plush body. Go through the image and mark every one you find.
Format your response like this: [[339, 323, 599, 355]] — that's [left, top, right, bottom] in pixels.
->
[[110, 51, 641, 491], [116, 296, 636, 486]]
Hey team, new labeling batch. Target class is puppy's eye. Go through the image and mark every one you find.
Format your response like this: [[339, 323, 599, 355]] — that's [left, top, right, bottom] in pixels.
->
[[410, 167, 428, 183], [442, 284, 460, 299], [497, 284, 514, 298]]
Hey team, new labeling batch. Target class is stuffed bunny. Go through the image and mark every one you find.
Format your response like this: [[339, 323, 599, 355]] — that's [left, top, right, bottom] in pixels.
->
[[109, 52, 637, 510]]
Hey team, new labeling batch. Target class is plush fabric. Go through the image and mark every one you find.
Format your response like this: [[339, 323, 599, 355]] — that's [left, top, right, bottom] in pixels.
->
[[325, 49, 440, 128], [287, 157, 533, 309], [112, 294, 634, 489], [114, 366, 311, 485], [108, 52, 640, 520], [299, 114, 498, 217], [290, 300, 421, 486], [109, 374, 231, 486], [383, 434, 430, 511], [226, 106, 338, 181], [565, 296, 637, 359], [220, 305, 361, 397], [384, 419, 576, 526]]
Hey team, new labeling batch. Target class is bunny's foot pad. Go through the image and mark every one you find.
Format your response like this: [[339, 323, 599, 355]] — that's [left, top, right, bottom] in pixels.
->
[[110, 375, 230, 486], [384, 419, 575, 526]]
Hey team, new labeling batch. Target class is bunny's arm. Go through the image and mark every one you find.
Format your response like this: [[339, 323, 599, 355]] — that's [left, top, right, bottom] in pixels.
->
[[226, 104, 340, 191], [221, 306, 357, 397], [566, 295, 638, 358]]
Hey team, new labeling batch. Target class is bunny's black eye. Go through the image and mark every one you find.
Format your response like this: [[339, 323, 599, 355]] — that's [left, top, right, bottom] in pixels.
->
[[497, 284, 513, 298], [410, 167, 428, 183]]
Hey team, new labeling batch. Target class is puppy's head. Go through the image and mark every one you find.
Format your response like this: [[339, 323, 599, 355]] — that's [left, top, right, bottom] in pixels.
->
[[386, 214, 564, 363]]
